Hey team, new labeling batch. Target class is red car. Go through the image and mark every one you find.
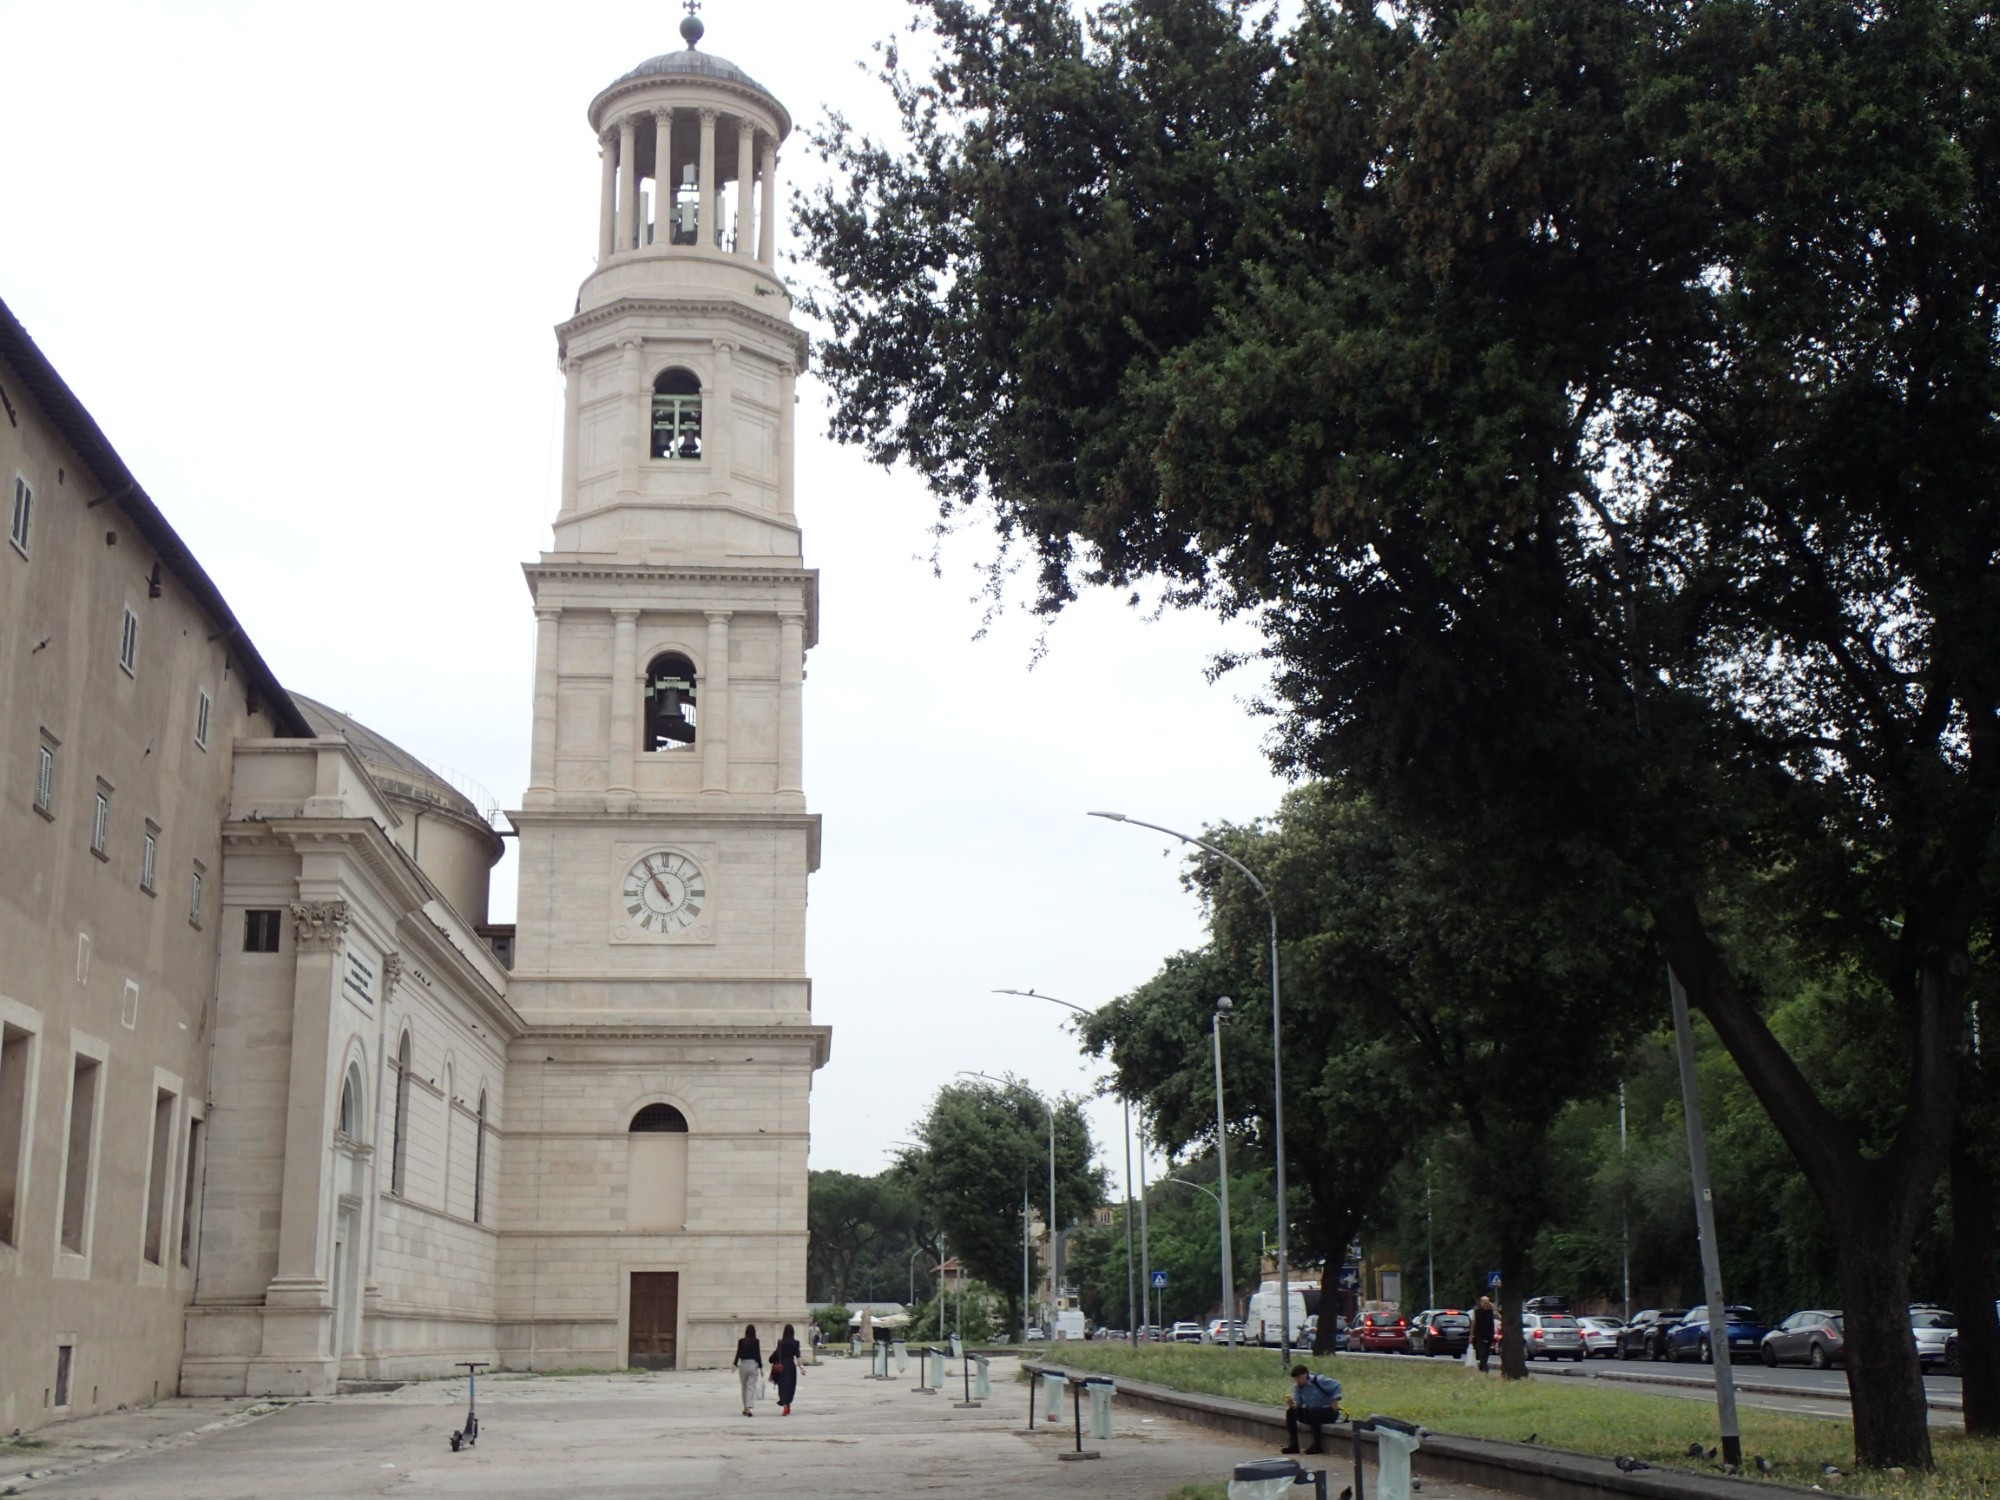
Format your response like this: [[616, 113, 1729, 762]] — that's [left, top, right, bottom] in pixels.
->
[[1355, 1310, 1410, 1353]]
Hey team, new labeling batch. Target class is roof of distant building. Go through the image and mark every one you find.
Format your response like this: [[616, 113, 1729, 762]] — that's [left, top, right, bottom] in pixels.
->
[[291, 693, 496, 837]]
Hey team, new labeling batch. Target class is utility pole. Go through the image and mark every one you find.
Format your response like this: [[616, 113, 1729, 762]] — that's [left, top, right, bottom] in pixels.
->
[[1620, 1083, 1632, 1322], [1669, 966, 1742, 1469]]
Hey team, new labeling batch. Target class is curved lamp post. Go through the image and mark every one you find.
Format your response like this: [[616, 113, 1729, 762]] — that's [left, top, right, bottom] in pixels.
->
[[1090, 809, 1293, 1363], [994, 988, 1140, 1348], [958, 1069, 1056, 1338]]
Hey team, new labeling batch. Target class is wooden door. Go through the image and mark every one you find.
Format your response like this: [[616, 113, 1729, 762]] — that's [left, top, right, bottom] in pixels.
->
[[629, 1272, 680, 1369]]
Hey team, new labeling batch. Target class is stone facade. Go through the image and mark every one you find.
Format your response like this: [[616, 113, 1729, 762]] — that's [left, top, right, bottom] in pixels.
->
[[1, 28, 826, 1427]]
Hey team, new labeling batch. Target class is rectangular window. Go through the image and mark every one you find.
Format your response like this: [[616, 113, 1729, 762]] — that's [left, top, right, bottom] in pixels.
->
[[8, 475, 29, 556], [244, 908, 281, 952], [34, 741, 55, 816], [60, 1054, 100, 1254], [54, 1345, 72, 1408], [90, 787, 110, 856], [194, 689, 212, 750], [0, 1023, 33, 1246], [143, 1087, 176, 1265], [119, 606, 139, 675], [189, 865, 205, 929], [179, 1116, 203, 1268], [140, 824, 159, 893]]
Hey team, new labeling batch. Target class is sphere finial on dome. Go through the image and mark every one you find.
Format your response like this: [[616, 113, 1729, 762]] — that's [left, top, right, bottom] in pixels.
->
[[680, 0, 704, 48]]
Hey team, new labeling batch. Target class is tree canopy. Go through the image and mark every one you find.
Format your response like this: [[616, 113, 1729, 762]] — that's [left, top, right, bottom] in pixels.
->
[[801, 0, 2000, 1466]]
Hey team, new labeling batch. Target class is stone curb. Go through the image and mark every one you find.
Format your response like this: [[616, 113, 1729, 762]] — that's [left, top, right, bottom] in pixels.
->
[[0, 1401, 291, 1495], [1025, 1363, 1830, 1500]]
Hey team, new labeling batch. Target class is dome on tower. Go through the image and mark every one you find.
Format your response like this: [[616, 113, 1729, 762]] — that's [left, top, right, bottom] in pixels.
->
[[589, 30, 791, 139]]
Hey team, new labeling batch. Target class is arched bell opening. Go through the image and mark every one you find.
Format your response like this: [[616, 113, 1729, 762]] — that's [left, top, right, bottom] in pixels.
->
[[643, 652, 699, 751], [651, 368, 702, 460]]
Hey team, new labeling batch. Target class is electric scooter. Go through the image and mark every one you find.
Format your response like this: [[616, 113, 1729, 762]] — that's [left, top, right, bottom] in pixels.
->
[[450, 1361, 489, 1451]]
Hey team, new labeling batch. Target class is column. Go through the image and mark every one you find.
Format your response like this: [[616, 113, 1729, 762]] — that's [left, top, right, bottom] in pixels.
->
[[778, 612, 804, 793], [558, 356, 582, 516], [708, 339, 736, 490], [527, 607, 561, 799], [777, 360, 797, 520], [608, 609, 640, 796], [735, 119, 755, 256], [757, 134, 777, 266], [619, 115, 640, 250], [698, 110, 718, 249], [618, 336, 645, 496], [268, 900, 348, 1294], [702, 610, 731, 794], [652, 109, 674, 246], [598, 135, 617, 262]]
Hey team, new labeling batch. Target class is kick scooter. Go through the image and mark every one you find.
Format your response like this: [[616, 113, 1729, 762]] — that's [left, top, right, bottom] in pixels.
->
[[450, 1361, 489, 1451]]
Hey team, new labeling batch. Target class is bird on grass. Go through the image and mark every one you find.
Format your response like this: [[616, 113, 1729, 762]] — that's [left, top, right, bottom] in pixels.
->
[[1337, 1488, 1353, 1500], [1684, 1442, 1705, 1458], [1756, 1456, 1775, 1474], [1522, 1433, 1537, 1445], [1614, 1457, 1651, 1473], [1821, 1461, 1844, 1477]]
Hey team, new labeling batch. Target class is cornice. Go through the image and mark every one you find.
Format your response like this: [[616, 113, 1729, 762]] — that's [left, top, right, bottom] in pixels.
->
[[557, 295, 808, 372], [514, 1021, 832, 1068], [588, 73, 792, 143], [522, 562, 818, 646]]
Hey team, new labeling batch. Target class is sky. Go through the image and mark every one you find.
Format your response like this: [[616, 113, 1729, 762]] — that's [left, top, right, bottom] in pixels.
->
[[0, 0, 1289, 1179]]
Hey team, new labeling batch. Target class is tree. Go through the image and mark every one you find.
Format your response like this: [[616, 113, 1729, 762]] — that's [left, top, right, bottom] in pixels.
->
[[905, 1079, 1106, 1335], [800, 0, 2000, 1465], [807, 1168, 922, 1304]]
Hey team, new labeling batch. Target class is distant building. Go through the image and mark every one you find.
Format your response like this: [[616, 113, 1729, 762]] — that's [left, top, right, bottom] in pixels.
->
[[0, 17, 825, 1430]]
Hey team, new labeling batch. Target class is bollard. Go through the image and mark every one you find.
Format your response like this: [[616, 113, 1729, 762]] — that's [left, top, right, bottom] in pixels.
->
[[1057, 1376, 1100, 1462], [954, 1348, 982, 1408], [912, 1347, 936, 1394], [972, 1354, 991, 1400], [1086, 1376, 1116, 1440]]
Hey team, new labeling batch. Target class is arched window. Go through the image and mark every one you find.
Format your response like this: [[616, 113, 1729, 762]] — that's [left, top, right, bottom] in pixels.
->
[[390, 1031, 412, 1195], [473, 1090, 489, 1226], [651, 368, 702, 460], [643, 653, 699, 751], [629, 1103, 689, 1133], [338, 1063, 363, 1139]]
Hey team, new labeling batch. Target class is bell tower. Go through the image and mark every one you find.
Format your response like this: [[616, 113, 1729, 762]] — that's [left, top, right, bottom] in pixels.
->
[[503, 12, 829, 1373]]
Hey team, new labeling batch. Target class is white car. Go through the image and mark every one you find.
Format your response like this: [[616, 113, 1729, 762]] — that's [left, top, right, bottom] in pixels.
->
[[1578, 1316, 1625, 1358], [1170, 1321, 1204, 1343]]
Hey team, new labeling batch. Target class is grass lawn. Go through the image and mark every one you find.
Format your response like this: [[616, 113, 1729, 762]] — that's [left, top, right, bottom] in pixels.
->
[[1036, 1345, 1998, 1499]]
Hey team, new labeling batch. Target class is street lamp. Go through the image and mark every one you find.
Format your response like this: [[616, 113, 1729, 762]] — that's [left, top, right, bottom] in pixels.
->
[[958, 1070, 1056, 1335], [1212, 996, 1239, 1349], [1091, 809, 1294, 1362], [994, 988, 1140, 1348]]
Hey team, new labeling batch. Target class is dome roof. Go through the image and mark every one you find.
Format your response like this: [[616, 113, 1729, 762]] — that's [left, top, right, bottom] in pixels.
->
[[292, 693, 493, 832], [612, 48, 773, 96]]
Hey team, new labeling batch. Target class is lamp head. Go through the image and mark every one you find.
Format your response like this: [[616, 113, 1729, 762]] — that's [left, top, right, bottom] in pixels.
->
[[1087, 810, 1128, 822], [1214, 995, 1235, 1021]]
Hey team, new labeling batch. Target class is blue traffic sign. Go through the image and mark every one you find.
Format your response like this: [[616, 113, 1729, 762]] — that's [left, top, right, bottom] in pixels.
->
[[1151, 1271, 1169, 1289], [1487, 1271, 1502, 1289]]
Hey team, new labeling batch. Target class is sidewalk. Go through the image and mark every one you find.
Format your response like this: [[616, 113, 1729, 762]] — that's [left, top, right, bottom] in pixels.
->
[[1, 1397, 283, 1493], [8, 1357, 1509, 1498]]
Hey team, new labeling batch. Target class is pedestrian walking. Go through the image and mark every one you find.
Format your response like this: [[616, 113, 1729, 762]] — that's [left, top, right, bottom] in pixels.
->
[[1473, 1296, 1497, 1374], [735, 1323, 764, 1416], [1280, 1365, 1342, 1455], [771, 1323, 803, 1415]]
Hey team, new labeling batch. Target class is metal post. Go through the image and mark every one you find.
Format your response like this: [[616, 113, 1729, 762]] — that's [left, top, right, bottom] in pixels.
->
[[1426, 1158, 1435, 1309], [1022, 1187, 1031, 1345], [1047, 1107, 1058, 1317], [1214, 998, 1238, 1349], [1620, 1082, 1631, 1321], [1124, 1095, 1139, 1345], [1668, 966, 1742, 1468], [1138, 1108, 1152, 1333]]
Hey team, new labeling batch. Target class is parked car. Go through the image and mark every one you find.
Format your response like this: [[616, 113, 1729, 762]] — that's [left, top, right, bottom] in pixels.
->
[[1939, 1303, 1996, 1376], [1024, 1328, 1046, 1341], [1910, 1307, 1957, 1370], [1170, 1321, 1205, 1343], [1616, 1308, 1687, 1361], [1520, 1311, 1587, 1361], [1668, 1306, 1767, 1364], [1577, 1316, 1625, 1359], [1407, 1309, 1473, 1357], [1298, 1314, 1319, 1348], [1760, 1310, 1844, 1369], [1354, 1310, 1410, 1353], [1207, 1319, 1247, 1344]]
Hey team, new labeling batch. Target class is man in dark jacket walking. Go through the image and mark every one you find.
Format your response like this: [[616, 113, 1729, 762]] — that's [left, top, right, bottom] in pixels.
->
[[1473, 1296, 1497, 1373]]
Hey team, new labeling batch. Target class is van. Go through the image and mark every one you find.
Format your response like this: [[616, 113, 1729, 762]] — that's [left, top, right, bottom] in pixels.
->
[[1246, 1282, 1310, 1347]]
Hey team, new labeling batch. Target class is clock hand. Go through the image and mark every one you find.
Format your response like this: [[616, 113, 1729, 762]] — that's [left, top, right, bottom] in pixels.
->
[[650, 874, 676, 906]]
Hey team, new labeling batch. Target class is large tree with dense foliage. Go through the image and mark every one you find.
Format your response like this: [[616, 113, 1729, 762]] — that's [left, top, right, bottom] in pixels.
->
[[800, 0, 2000, 1465]]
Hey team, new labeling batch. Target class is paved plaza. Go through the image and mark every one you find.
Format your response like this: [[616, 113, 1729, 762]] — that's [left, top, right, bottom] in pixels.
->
[[5, 1355, 1506, 1499]]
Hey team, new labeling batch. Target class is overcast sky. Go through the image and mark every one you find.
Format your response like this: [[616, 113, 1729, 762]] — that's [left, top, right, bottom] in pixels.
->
[[0, 0, 1289, 1181]]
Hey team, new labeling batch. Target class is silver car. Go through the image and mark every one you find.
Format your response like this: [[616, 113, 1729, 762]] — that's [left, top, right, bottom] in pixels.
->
[[1521, 1312, 1586, 1361], [1911, 1307, 1957, 1369]]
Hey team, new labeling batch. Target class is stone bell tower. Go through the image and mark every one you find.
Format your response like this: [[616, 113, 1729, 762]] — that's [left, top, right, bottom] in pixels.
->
[[502, 10, 829, 1373]]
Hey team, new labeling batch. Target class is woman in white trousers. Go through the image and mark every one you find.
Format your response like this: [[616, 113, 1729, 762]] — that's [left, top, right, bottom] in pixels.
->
[[734, 1324, 764, 1416]]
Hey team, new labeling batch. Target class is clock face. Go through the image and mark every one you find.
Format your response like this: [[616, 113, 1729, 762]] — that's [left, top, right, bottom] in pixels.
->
[[621, 850, 707, 934]]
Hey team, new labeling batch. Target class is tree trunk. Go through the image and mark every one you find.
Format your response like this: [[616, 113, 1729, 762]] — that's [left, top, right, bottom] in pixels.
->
[[1498, 1239, 1528, 1380], [1950, 1126, 2000, 1436], [1656, 896, 1959, 1471]]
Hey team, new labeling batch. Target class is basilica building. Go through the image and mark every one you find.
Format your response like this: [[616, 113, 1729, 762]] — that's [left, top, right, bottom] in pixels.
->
[[0, 20, 827, 1427]]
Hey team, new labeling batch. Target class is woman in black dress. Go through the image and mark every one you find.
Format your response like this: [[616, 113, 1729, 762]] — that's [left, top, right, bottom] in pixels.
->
[[770, 1323, 803, 1415], [734, 1324, 763, 1416]]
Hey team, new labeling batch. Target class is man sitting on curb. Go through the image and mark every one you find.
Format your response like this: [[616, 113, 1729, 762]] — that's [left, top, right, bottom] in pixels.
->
[[1281, 1364, 1343, 1455]]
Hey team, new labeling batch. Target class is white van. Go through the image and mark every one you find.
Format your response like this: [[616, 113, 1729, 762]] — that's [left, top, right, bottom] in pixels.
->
[[1246, 1282, 1310, 1348]]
